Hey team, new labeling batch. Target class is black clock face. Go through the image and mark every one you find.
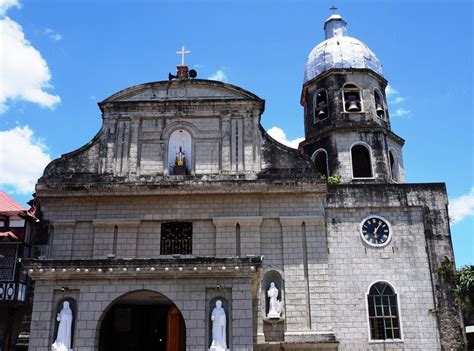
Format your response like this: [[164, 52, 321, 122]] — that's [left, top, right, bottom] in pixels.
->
[[360, 216, 391, 246]]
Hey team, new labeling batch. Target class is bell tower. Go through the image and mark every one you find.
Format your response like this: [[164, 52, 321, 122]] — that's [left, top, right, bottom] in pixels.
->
[[299, 12, 405, 184]]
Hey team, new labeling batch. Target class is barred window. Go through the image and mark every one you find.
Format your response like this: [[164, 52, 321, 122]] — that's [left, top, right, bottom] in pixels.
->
[[160, 222, 192, 255], [368, 282, 401, 340]]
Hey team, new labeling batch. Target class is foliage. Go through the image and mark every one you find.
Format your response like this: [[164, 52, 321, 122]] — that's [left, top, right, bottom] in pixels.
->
[[458, 265, 474, 314], [438, 257, 456, 284], [327, 175, 342, 185]]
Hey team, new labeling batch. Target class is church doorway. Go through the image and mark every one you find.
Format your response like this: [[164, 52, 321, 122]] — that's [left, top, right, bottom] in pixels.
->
[[98, 290, 185, 351]]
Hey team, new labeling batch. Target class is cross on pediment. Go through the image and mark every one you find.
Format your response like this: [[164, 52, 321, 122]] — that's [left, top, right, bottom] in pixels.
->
[[176, 45, 191, 66]]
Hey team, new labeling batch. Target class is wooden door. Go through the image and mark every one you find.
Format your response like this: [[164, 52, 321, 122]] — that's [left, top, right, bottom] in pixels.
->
[[166, 306, 181, 351]]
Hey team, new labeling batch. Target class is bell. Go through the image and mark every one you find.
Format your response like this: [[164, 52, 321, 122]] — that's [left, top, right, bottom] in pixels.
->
[[376, 104, 384, 113], [317, 108, 326, 116], [347, 100, 360, 112]]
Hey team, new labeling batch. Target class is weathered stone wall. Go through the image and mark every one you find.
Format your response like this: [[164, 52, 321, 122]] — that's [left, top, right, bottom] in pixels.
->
[[28, 276, 255, 351], [326, 184, 464, 350]]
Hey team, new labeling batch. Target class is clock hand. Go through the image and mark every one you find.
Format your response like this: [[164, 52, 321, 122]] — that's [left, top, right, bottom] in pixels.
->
[[374, 222, 382, 235]]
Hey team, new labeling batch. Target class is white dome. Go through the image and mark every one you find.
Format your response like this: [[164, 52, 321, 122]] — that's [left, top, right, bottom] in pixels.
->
[[304, 14, 383, 83]]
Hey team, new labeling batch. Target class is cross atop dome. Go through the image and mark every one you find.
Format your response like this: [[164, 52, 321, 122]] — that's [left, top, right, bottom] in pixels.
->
[[176, 45, 191, 66], [329, 5, 338, 14]]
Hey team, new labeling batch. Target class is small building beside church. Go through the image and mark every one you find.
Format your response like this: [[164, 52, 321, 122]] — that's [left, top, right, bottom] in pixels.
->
[[23, 11, 464, 351]]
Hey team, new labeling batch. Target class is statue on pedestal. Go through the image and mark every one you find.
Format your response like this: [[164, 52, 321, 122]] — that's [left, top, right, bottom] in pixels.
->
[[209, 300, 228, 351], [173, 146, 187, 175], [267, 282, 282, 318], [52, 301, 73, 351]]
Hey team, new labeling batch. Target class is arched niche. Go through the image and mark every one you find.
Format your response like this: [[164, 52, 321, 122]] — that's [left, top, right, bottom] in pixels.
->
[[208, 297, 230, 350], [52, 297, 77, 350], [262, 270, 284, 318], [168, 129, 192, 175]]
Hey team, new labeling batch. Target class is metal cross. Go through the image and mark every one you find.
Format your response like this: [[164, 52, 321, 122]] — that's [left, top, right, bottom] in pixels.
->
[[329, 5, 338, 14], [176, 45, 191, 66]]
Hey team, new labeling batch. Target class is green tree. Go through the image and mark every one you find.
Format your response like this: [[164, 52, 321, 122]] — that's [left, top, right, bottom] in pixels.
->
[[458, 265, 474, 314]]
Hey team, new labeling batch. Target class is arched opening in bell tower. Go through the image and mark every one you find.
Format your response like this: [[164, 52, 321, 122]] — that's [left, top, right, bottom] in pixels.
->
[[311, 149, 329, 178], [351, 143, 373, 178]]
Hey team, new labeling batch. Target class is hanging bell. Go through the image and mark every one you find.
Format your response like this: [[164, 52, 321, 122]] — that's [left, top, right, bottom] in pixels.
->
[[347, 100, 360, 112], [317, 108, 326, 117], [376, 104, 384, 113]]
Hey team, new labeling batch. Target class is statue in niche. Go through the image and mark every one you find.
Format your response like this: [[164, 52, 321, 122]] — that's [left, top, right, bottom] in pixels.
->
[[209, 300, 228, 351], [173, 146, 187, 175], [267, 282, 283, 318], [52, 301, 73, 351]]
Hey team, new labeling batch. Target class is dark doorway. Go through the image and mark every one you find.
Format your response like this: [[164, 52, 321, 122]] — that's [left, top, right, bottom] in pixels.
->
[[99, 291, 185, 351]]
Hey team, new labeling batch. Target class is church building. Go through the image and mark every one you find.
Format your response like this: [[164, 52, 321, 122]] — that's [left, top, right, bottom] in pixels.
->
[[23, 11, 464, 351]]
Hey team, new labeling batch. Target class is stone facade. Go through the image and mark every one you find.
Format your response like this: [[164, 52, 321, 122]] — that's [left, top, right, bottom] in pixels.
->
[[23, 11, 464, 351]]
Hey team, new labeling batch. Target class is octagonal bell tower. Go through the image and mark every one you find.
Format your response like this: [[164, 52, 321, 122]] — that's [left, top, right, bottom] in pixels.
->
[[299, 12, 405, 184]]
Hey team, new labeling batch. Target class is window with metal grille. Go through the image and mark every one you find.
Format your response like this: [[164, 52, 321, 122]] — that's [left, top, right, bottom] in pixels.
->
[[160, 222, 192, 255], [367, 282, 401, 340], [0, 244, 19, 281]]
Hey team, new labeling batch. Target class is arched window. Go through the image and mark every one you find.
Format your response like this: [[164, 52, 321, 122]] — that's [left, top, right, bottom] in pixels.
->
[[374, 89, 385, 119], [314, 90, 328, 121], [311, 149, 328, 178], [389, 149, 399, 182], [168, 129, 192, 175], [343, 84, 362, 112], [367, 282, 401, 340], [351, 143, 373, 178]]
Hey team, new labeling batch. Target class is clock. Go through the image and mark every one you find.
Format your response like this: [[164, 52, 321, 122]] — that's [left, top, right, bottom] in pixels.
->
[[359, 215, 392, 247]]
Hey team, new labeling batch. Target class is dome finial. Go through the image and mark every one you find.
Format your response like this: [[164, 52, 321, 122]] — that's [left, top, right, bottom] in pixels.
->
[[324, 6, 347, 39]]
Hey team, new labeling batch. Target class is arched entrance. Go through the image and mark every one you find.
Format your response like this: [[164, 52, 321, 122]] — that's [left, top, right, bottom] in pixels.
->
[[98, 290, 185, 351]]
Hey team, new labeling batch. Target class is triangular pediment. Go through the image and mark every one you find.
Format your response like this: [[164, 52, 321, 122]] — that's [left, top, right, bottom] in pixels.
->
[[102, 79, 260, 103]]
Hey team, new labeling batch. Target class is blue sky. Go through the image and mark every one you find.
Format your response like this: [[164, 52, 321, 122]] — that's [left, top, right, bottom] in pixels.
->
[[1, 0, 472, 266]]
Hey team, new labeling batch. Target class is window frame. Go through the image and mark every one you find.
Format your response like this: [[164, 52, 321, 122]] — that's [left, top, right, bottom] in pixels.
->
[[365, 280, 404, 343], [350, 141, 374, 179], [160, 221, 193, 255], [313, 89, 329, 123], [342, 83, 364, 113], [311, 148, 329, 178], [388, 148, 400, 182], [374, 88, 386, 120]]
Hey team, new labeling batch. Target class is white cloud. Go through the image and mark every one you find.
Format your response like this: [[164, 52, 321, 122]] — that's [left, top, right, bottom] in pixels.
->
[[0, 16, 61, 113], [267, 126, 304, 149], [0, 0, 20, 17], [208, 69, 227, 82], [450, 188, 474, 224], [44, 28, 62, 41], [392, 96, 406, 104], [0, 125, 51, 194], [385, 84, 398, 97], [391, 108, 411, 118]]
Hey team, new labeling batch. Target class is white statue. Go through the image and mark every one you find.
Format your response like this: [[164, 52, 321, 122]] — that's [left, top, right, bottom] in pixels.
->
[[209, 300, 228, 351], [267, 282, 282, 318], [52, 301, 73, 351]]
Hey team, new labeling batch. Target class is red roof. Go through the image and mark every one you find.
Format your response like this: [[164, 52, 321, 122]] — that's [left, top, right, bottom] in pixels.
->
[[0, 231, 20, 241], [0, 190, 26, 215]]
